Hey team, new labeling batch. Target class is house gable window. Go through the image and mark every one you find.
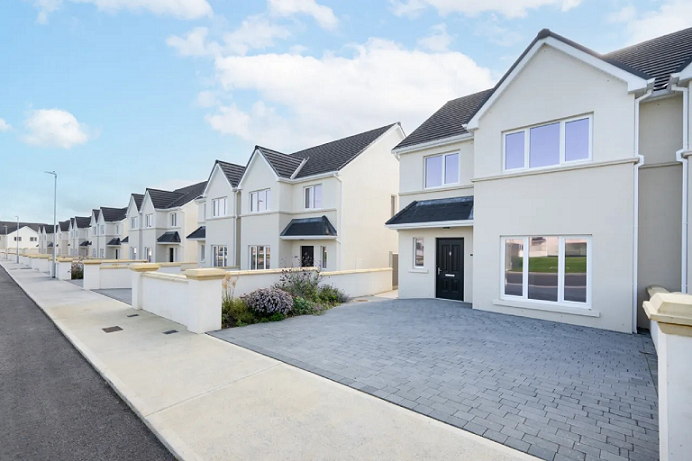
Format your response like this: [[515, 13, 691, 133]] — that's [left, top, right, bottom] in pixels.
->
[[100, 225, 105, 234], [212, 197, 227, 217], [413, 238, 424, 268], [425, 153, 459, 188], [249, 245, 270, 270], [503, 115, 592, 172], [501, 236, 591, 307], [131, 217, 138, 230], [145, 214, 153, 228], [170, 213, 178, 227], [250, 189, 270, 213], [304, 184, 323, 209]]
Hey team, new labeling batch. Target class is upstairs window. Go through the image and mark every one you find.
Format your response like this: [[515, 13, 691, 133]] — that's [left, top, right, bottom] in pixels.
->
[[145, 214, 153, 228], [100, 225, 105, 234], [212, 197, 227, 217], [170, 213, 178, 227], [504, 115, 591, 172], [131, 217, 138, 230], [304, 184, 322, 209], [425, 153, 459, 188], [250, 189, 270, 213]]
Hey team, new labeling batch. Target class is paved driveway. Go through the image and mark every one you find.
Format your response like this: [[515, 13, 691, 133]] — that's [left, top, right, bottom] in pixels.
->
[[212, 299, 658, 461]]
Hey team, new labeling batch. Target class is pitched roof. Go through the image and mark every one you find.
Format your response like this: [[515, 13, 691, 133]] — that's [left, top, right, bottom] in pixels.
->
[[44, 226, 55, 234], [59, 220, 70, 232], [146, 181, 207, 209], [396, 27, 692, 150], [216, 160, 245, 187], [291, 124, 397, 178], [101, 207, 127, 222], [121, 236, 129, 243], [157, 231, 181, 243], [80, 241, 91, 247], [256, 146, 304, 178], [106, 238, 121, 246], [131, 193, 144, 211], [92, 209, 100, 221], [386, 196, 474, 226], [75, 216, 91, 228], [0, 221, 46, 234], [186, 226, 206, 240], [280, 216, 337, 237], [395, 90, 492, 149]]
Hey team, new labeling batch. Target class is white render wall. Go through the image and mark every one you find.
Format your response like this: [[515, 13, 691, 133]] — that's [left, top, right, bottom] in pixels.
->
[[202, 167, 239, 267]]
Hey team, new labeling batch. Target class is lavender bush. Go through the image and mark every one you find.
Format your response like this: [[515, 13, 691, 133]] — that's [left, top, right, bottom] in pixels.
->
[[244, 288, 293, 316]]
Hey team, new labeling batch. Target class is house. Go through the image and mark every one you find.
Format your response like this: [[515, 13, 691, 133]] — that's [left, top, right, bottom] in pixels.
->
[[191, 160, 245, 267], [124, 193, 144, 260], [88, 209, 101, 258], [69, 216, 91, 257], [57, 220, 70, 256], [237, 123, 404, 271], [387, 27, 692, 333], [0, 221, 42, 254], [93, 207, 128, 259], [129, 182, 207, 263], [39, 224, 56, 254]]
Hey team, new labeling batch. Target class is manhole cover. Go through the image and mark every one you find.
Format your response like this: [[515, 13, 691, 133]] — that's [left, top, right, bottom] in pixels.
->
[[163, 330, 178, 335], [102, 326, 123, 333]]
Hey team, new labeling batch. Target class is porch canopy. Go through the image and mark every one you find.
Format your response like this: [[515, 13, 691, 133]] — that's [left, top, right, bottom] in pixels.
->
[[280, 216, 337, 240], [186, 226, 206, 240], [157, 231, 181, 244], [386, 196, 474, 230], [106, 238, 121, 247]]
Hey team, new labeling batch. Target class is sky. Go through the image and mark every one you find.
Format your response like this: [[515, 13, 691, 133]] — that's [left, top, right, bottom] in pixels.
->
[[1, 0, 691, 223]]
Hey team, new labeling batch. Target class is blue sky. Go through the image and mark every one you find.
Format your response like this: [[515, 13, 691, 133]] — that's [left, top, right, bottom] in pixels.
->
[[1, 0, 690, 223]]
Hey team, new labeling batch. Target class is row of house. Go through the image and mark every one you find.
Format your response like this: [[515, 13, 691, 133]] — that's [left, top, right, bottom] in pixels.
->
[[25, 26, 692, 334]]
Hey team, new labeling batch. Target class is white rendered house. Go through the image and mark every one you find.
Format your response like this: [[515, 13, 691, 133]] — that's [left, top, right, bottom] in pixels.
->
[[69, 216, 91, 257], [57, 220, 70, 256], [388, 27, 692, 333], [124, 193, 144, 260], [93, 207, 128, 260], [190, 160, 245, 268], [237, 123, 404, 271], [1, 221, 42, 255]]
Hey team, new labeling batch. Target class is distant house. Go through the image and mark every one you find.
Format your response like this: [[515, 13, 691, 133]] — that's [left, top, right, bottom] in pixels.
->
[[69, 216, 91, 257], [0, 221, 42, 254]]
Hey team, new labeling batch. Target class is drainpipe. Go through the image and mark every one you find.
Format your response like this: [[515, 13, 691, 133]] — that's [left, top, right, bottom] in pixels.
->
[[672, 83, 691, 293], [334, 172, 343, 270], [233, 189, 240, 267], [633, 89, 653, 333]]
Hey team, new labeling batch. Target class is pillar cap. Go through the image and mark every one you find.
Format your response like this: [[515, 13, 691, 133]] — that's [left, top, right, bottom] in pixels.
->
[[184, 268, 226, 280], [130, 263, 161, 272], [643, 292, 692, 334]]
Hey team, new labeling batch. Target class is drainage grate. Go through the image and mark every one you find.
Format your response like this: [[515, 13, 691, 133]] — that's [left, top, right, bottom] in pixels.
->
[[163, 330, 178, 335], [126, 314, 139, 318], [102, 326, 123, 333], [356, 299, 369, 303]]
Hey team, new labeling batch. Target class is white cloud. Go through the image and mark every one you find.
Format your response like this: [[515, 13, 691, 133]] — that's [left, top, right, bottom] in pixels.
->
[[267, 0, 338, 30], [167, 27, 217, 57], [474, 15, 523, 47], [609, 1, 692, 44], [390, 0, 581, 18], [0, 118, 11, 132], [195, 90, 220, 108], [22, 109, 91, 149], [35, 0, 212, 23], [417, 23, 453, 52], [205, 38, 493, 150]]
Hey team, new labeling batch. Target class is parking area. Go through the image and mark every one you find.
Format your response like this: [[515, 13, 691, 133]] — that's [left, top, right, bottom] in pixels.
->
[[212, 299, 659, 461]]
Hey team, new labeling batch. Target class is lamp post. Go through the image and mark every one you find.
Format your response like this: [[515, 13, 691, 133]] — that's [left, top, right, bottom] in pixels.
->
[[45, 171, 57, 278], [15, 215, 19, 263]]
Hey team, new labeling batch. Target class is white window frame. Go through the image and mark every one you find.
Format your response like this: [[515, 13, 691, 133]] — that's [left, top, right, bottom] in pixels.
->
[[170, 213, 178, 227], [200, 244, 206, 263], [413, 237, 425, 268], [248, 245, 270, 270], [131, 216, 138, 230], [100, 225, 105, 234], [212, 197, 227, 218], [424, 152, 460, 189], [145, 214, 153, 228], [320, 245, 328, 270], [502, 114, 593, 172], [144, 247, 152, 262], [250, 189, 271, 213], [500, 235, 592, 308], [304, 184, 323, 209], [212, 245, 228, 267]]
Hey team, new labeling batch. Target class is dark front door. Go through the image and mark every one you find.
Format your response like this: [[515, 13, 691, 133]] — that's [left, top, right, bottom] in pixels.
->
[[169, 247, 175, 262], [301, 246, 314, 267], [436, 238, 464, 301]]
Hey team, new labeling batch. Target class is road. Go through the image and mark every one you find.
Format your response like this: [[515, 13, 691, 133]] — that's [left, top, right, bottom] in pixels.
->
[[0, 265, 174, 461]]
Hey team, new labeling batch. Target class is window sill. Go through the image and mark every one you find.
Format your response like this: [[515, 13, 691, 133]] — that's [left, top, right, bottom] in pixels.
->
[[409, 268, 429, 274], [492, 299, 599, 317]]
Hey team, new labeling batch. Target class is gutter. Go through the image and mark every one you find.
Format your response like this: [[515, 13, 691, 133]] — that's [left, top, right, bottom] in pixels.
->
[[633, 89, 653, 333], [671, 83, 691, 294]]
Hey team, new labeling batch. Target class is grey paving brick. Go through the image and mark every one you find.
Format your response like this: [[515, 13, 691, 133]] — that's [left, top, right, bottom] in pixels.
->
[[557, 445, 587, 461], [528, 444, 557, 460], [211, 298, 658, 461]]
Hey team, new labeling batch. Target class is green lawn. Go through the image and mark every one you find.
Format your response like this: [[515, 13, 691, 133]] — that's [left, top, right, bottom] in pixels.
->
[[509, 256, 586, 273]]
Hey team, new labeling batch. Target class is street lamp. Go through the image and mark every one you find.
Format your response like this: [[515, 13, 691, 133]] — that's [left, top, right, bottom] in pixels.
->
[[45, 171, 57, 278], [15, 215, 19, 263]]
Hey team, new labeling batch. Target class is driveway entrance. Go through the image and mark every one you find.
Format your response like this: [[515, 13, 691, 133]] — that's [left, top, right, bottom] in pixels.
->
[[213, 299, 658, 461]]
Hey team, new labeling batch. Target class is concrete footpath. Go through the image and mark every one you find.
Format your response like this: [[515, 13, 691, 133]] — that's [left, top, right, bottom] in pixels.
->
[[1, 260, 534, 461]]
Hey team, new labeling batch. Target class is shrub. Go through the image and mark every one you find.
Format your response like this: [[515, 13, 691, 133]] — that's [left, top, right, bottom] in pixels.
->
[[292, 296, 315, 315], [317, 284, 349, 305], [71, 261, 84, 280], [275, 267, 322, 300], [244, 288, 293, 316], [222, 296, 254, 328]]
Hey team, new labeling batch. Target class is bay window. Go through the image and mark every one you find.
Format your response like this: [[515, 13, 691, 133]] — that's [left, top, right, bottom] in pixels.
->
[[501, 236, 590, 306], [425, 153, 459, 188], [503, 115, 591, 171], [250, 189, 270, 213]]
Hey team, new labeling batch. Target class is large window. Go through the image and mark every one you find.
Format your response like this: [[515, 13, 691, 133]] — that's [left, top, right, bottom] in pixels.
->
[[145, 214, 153, 228], [425, 153, 459, 188], [249, 245, 270, 270], [504, 115, 591, 171], [250, 190, 270, 213], [413, 238, 424, 268], [304, 184, 323, 209], [501, 236, 590, 306], [212, 197, 227, 217], [212, 245, 227, 267]]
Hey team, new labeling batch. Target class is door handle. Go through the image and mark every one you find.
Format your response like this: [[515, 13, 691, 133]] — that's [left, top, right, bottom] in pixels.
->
[[437, 268, 441, 275]]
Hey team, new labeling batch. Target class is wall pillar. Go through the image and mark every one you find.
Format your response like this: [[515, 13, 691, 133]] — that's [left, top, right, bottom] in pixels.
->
[[183, 268, 226, 333], [130, 263, 160, 310], [56, 258, 73, 280], [643, 292, 692, 461], [82, 260, 103, 290]]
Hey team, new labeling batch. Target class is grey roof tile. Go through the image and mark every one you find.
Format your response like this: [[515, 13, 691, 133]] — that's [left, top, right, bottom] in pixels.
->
[[157, 231, 181, 243], [256, 147, 304, 178], [386, 196, 474, 226], [100, 207, 127, 222], [75, 216, 91, 228], [280, 216, 337, 237], [186, 226, 206, 240], [146, 181, 207, 209], [216, 160, 245, 187]]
